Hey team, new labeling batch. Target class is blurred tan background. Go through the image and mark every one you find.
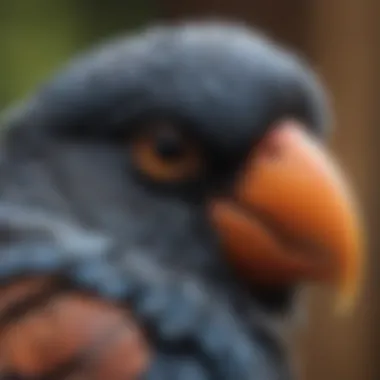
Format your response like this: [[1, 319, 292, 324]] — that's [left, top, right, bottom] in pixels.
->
[[0, 1, 378, 380]]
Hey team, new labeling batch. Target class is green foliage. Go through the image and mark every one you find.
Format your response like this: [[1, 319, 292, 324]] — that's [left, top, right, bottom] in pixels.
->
[[0, 0, 159, 109]]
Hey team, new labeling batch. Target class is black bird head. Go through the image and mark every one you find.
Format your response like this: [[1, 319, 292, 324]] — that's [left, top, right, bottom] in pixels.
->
[[0, 21, 364, 379]]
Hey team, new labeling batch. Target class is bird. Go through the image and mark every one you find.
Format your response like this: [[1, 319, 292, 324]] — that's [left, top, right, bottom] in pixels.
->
[[0, 21, 364, 380]]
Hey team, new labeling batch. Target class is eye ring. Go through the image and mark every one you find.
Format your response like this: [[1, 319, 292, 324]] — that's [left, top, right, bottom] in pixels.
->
[[130, 124, 204, 183]]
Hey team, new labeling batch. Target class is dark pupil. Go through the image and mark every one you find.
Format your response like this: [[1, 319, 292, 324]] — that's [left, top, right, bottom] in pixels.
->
[[154, 131, 185, 160]]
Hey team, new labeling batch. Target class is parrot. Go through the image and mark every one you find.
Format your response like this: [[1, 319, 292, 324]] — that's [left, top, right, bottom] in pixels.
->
[[0, 21, 364, 380]]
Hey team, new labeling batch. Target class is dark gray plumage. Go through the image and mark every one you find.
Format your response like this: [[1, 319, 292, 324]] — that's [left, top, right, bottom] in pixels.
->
[[0, 21, 329, 379]]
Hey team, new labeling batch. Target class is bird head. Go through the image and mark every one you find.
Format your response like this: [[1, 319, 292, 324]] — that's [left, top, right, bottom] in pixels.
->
[[0, 21, 365, 377]]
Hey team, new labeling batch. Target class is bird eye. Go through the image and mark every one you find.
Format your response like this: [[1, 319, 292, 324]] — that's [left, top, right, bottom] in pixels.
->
[[130, 125, 203, 182]]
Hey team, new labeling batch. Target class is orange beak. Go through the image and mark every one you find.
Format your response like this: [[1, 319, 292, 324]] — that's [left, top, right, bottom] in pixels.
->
[[209, 120, 364, 312]]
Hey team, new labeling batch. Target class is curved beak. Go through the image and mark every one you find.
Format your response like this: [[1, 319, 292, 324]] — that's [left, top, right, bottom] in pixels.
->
[[209, 120, 364, 313]]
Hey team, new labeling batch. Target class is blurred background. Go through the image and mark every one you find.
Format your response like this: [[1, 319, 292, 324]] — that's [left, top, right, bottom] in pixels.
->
[[0, 1, 378, 379]]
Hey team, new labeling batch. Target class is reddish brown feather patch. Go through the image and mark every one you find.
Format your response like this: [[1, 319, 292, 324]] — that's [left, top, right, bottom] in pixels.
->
[[0, 277, 55, 312], [0, 277, 151, 379]]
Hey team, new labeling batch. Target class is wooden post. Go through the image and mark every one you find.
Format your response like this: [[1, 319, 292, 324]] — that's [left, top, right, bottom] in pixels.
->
[[297, 1, 378, 380]]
